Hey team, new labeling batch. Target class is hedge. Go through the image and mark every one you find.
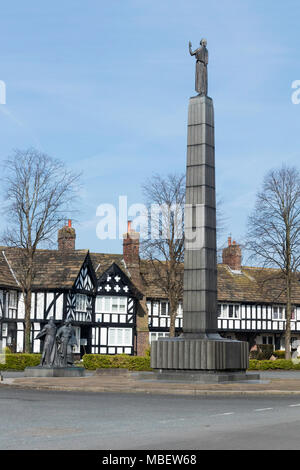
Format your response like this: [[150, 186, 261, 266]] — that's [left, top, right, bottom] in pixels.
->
[[272, 350, 286, 359], [0, 354, 41, 371], [249, 344, 274, 360], [82, 354, 152, 371], [249, 359, 300, 370]]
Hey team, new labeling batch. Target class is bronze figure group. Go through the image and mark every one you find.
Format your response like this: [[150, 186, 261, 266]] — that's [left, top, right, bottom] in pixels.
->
[[36, 318, 77, 368]]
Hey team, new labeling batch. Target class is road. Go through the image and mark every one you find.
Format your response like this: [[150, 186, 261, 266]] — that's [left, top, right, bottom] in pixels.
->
[[0, 387, 300, 450]]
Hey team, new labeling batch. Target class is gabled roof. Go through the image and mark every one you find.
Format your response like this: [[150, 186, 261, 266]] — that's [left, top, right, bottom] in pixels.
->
[[97, 262, 143, 299], [1, 248, 90, 290], [89, 253, 128, 278]]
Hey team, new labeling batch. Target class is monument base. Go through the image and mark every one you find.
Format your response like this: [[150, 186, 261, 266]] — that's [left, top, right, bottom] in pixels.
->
[[24, 366, 85, 377], [151, 337, 249, 371], [150, 370, 260, 384]]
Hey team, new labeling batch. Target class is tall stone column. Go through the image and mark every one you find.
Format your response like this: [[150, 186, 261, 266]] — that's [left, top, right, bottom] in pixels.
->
[[183, 95, 218, 338], [150, 40, 251, 376]]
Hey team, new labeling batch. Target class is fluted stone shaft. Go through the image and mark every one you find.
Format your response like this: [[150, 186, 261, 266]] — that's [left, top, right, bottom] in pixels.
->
[[183, 95, 217, 336], [150, 93, 249, 373]]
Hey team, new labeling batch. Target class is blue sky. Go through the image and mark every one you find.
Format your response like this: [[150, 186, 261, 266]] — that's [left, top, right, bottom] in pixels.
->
[[0, 0, 299, 260]]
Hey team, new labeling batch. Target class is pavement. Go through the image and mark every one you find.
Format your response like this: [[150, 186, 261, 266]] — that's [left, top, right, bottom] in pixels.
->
[[2, 388, 300, 449], [2, 369, 300, 396]]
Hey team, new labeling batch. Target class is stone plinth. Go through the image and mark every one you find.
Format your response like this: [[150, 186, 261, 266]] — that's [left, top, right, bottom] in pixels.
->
[[151, 337, 249, 371], [24, 367, 85, 377]]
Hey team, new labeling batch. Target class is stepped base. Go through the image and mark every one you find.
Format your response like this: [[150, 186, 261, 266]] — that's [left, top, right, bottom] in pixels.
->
[[24, 367, 85, 377], [151, 337, 249, 371], [150, 370, 260, 384]]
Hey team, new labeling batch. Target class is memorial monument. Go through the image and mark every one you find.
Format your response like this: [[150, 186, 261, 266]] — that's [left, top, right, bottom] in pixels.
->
[[150, 40, 258, 382], [25, 318, 85, 377]]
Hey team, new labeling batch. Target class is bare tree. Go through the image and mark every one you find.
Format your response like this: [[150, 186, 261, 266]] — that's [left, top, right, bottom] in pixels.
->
[[246, 165, 300, 359], [141, 173, 185, 337], [141, 173, 227, 337], [1, 148, 80, 352]]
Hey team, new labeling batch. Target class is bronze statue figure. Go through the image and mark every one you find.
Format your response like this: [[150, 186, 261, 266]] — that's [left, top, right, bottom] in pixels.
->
[[56, 319, 77, 367], [36, 318, 78, 368], [189, 39, 208, 96], [35, 318, 57, 367]]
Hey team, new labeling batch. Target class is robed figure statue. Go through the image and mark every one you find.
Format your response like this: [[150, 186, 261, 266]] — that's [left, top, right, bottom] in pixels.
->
[[56, 319, 78, 367], [189, 39, 208, 96], [36, 318, 58, 367]]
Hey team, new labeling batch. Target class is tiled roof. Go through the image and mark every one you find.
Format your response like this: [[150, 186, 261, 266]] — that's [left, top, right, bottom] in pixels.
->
[[217, 264, 300, 304], [2, 248, 89, 290], [140, 260, 300, 305], [140, 259, 184, 298], [89, 253, 132, 279], [1, 244, 299, 306], [0, 250, 19, 288]]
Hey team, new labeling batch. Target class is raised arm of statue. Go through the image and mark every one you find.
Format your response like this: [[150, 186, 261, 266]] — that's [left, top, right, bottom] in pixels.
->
[[189, 41, 195, 56]]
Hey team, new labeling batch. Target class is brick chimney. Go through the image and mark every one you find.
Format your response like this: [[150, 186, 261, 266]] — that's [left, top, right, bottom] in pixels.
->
[[222, 236, 242, 271], [123, 221, 148, 356], [123, 221, 140, 271], [58, 220, 76, 251]]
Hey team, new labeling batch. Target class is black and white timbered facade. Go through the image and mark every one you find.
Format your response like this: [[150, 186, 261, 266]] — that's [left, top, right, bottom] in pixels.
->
[[147, 298, 300, 351], [92, 263, 141, 355], [0, 249, 142, 357], [2, 230, 300, 357]]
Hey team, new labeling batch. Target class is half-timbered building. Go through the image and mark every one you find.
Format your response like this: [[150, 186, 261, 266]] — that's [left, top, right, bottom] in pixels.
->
[[0, 222, 145, 357], [1, 222, 300, 357], [145, 238, 300, 352]]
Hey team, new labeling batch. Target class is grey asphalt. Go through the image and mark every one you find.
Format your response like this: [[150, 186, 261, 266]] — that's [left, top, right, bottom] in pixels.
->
[[1, 387, 300, 450]]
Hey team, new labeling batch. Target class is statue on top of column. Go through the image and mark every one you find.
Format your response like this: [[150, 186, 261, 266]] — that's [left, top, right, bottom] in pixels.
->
[[189, 38, 208, 96]]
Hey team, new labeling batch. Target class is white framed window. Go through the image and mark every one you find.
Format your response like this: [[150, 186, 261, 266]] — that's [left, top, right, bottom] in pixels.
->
[[9, 291, 18, 309], [149, 332, 169, 343], [108, 328, 132, 346], [273, 306, 285, 320], [218, 303, 240, 319], [262, 335, 273, 345], [160, 301, 168, 316], [7, 290, 18, 319], [76, 294, 87, 312], [177, 302, 183, 317], [95, 296, 127, 314]]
